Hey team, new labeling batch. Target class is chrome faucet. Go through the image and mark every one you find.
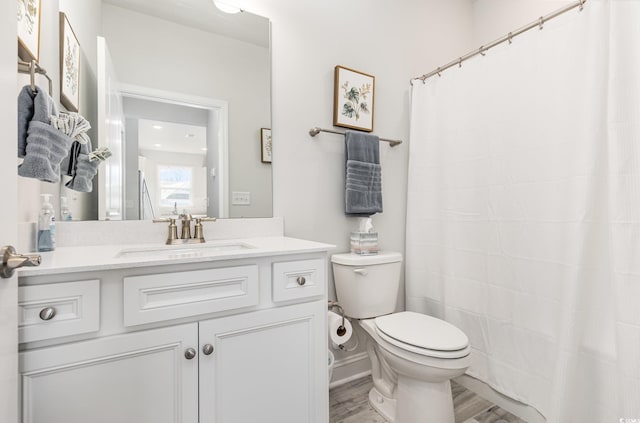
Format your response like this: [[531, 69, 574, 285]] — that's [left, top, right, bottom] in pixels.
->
[[154, 214, 216, 245]]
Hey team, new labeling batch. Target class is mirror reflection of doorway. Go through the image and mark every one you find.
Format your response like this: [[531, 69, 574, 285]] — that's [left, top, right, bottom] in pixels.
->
[[135, 118, 207, 219], [119, 89, 228, 220]]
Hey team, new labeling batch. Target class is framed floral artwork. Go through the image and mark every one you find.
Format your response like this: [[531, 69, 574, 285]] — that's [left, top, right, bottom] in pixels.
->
[[17, 0, 41, 62], [59, 12, 80, 112], [333, 65, 375, 132], [261, 128, 272, 163]]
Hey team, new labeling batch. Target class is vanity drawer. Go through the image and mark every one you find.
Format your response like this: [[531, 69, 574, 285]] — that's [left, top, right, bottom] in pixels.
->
[[123, 265, 259, 326], [18, 280, 100, 343], [272, 259, 325, 303]]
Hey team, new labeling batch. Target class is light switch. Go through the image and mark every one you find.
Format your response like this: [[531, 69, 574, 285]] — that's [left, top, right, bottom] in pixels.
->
[[232, 191, 251, 205]]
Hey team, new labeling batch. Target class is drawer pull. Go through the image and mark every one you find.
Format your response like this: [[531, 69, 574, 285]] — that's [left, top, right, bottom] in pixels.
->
[[202, 344, 214, 356], [296, 276, 306, 286], [39, 307, 56, 321], [184, 348, 197, 360]]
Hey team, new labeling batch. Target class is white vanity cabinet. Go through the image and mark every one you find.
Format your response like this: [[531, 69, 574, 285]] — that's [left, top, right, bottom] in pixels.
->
[[199, 302, 325, 423], [18, 246, 331, 423], [20, 323, 199, 423]]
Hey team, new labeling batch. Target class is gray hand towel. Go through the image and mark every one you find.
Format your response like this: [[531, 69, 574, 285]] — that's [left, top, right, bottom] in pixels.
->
[[65, 153, 100, 192], [345, 130, 383, 216], [17, 86, 35, 158], [18, 121, 73, 183], [17, 85, 58, 158]]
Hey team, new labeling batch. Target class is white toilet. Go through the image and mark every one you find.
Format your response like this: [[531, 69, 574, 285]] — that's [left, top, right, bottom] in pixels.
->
[[332, 252, 470, 423]]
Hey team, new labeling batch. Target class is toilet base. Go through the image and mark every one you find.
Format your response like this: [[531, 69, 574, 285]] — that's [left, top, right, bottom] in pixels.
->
[[396, 376, 455, 423], [368, 378, 455, 423], [368, 386, 396, 422]]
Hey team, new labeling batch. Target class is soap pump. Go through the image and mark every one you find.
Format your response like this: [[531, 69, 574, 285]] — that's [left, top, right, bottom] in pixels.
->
[[37, 194, 56, 252], [60, 196, 72, 221]]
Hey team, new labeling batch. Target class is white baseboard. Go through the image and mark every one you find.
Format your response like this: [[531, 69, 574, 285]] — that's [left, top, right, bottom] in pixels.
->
[[329, 351, 371, 389]]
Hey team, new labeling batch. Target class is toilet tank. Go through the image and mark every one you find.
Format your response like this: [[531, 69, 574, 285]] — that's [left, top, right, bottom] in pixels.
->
[[331, 252, 403, 319]]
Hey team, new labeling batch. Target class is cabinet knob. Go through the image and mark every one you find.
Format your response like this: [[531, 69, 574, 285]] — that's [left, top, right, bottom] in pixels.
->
[[296, 276, 306, 286], [184, 347, 197, 360], [202, 344, 214, 356], [39, 307, 56, 321]]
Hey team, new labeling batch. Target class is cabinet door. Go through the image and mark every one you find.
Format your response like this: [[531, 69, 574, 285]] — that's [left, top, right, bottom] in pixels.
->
[[199, 302, 328, 423], [20, 323, 198, 423]]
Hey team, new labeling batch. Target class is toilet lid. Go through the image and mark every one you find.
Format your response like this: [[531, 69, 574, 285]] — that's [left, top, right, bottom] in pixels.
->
[[375, 311, 469, 352]]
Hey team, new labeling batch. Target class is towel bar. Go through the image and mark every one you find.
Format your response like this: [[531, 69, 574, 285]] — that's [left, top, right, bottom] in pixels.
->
[[18, 59, 53, 96], [309, 127, 402, 147]]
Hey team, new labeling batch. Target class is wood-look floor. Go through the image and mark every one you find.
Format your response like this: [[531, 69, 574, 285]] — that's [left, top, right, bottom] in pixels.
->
[[330, 376, 527, 423]]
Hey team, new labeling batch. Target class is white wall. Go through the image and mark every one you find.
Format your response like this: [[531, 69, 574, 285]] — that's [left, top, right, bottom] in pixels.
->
[[101, 4, 272, 218], [471, 0, 576, 43], [229, 0, 475, 365]]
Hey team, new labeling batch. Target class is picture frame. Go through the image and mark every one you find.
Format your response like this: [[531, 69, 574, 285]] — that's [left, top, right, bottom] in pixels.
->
[[333, 65, 375, 132], [17, 0, 42, 62], [59, 12, 80, 112], [261, 128, 272, 163]]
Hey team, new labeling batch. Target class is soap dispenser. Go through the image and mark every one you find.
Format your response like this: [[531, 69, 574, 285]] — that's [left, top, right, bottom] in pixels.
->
[[60, 196, 72, 221], [38, 194, 56, 252]]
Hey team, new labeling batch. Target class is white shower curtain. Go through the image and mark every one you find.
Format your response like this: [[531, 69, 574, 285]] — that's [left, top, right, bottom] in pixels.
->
[[406, 1, 640, 421]]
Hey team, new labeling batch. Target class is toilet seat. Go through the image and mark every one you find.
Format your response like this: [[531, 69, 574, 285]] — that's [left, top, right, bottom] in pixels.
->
[[374, 311, 470, 359]]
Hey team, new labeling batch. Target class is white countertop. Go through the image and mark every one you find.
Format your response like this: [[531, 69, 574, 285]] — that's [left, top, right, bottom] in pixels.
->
[[19, 236, 335, 277]]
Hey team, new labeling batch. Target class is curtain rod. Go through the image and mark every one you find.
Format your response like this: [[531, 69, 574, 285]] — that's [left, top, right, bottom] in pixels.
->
[[309, 127, 402, 147], [411, 0, 586, 84]]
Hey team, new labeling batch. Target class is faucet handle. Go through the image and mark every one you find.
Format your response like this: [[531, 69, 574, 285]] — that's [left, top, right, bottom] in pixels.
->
[[193, 217, 217, 241], [153, 218, 178, 244]]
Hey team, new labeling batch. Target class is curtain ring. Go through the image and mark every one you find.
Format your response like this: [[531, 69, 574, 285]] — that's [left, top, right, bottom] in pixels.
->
[[458, 57, 463, 68], [479, 46, 486, 56], [508, 32, 513, 44], [436, 67, 442, 77], [538, 16, 544, 30], [578, 0, 584, 11], [422, 78, 426, 85], [29, 60, 36, 92]]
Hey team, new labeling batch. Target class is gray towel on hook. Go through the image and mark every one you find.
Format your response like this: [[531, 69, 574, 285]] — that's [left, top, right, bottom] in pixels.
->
[[18, 121, 73, 183], [65, 140, 101, 193], [345, 130, 383, 216], [17, 85, 58, 157], [65, 153, 100, 192]]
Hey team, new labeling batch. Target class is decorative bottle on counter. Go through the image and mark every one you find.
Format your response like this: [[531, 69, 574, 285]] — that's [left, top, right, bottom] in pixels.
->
[[37, 194, 56, 252]]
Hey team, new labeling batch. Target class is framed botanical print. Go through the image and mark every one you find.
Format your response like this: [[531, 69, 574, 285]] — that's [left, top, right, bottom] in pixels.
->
[[333, 65, 375, 132], [17, 0, 41, 62], [261, 128, 272, 163], [59, 12, 80, 112]]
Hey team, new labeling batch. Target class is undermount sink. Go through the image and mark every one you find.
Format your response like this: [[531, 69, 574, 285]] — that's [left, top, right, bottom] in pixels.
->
[[116, 241, 256, 259]]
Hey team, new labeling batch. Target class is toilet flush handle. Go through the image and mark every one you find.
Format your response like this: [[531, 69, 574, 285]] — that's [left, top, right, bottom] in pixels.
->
[[353, 268, 368, 276]]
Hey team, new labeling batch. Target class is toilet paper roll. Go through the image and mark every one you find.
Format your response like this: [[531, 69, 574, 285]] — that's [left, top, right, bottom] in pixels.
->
[[328, 310, 353, 346]]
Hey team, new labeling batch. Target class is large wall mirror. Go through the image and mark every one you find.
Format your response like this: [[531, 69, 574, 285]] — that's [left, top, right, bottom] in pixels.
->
[[18, 0, 271, 222]]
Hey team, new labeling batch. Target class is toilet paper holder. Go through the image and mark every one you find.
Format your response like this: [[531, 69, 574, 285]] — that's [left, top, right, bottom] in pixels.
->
[[328, 301, 347, 336]]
